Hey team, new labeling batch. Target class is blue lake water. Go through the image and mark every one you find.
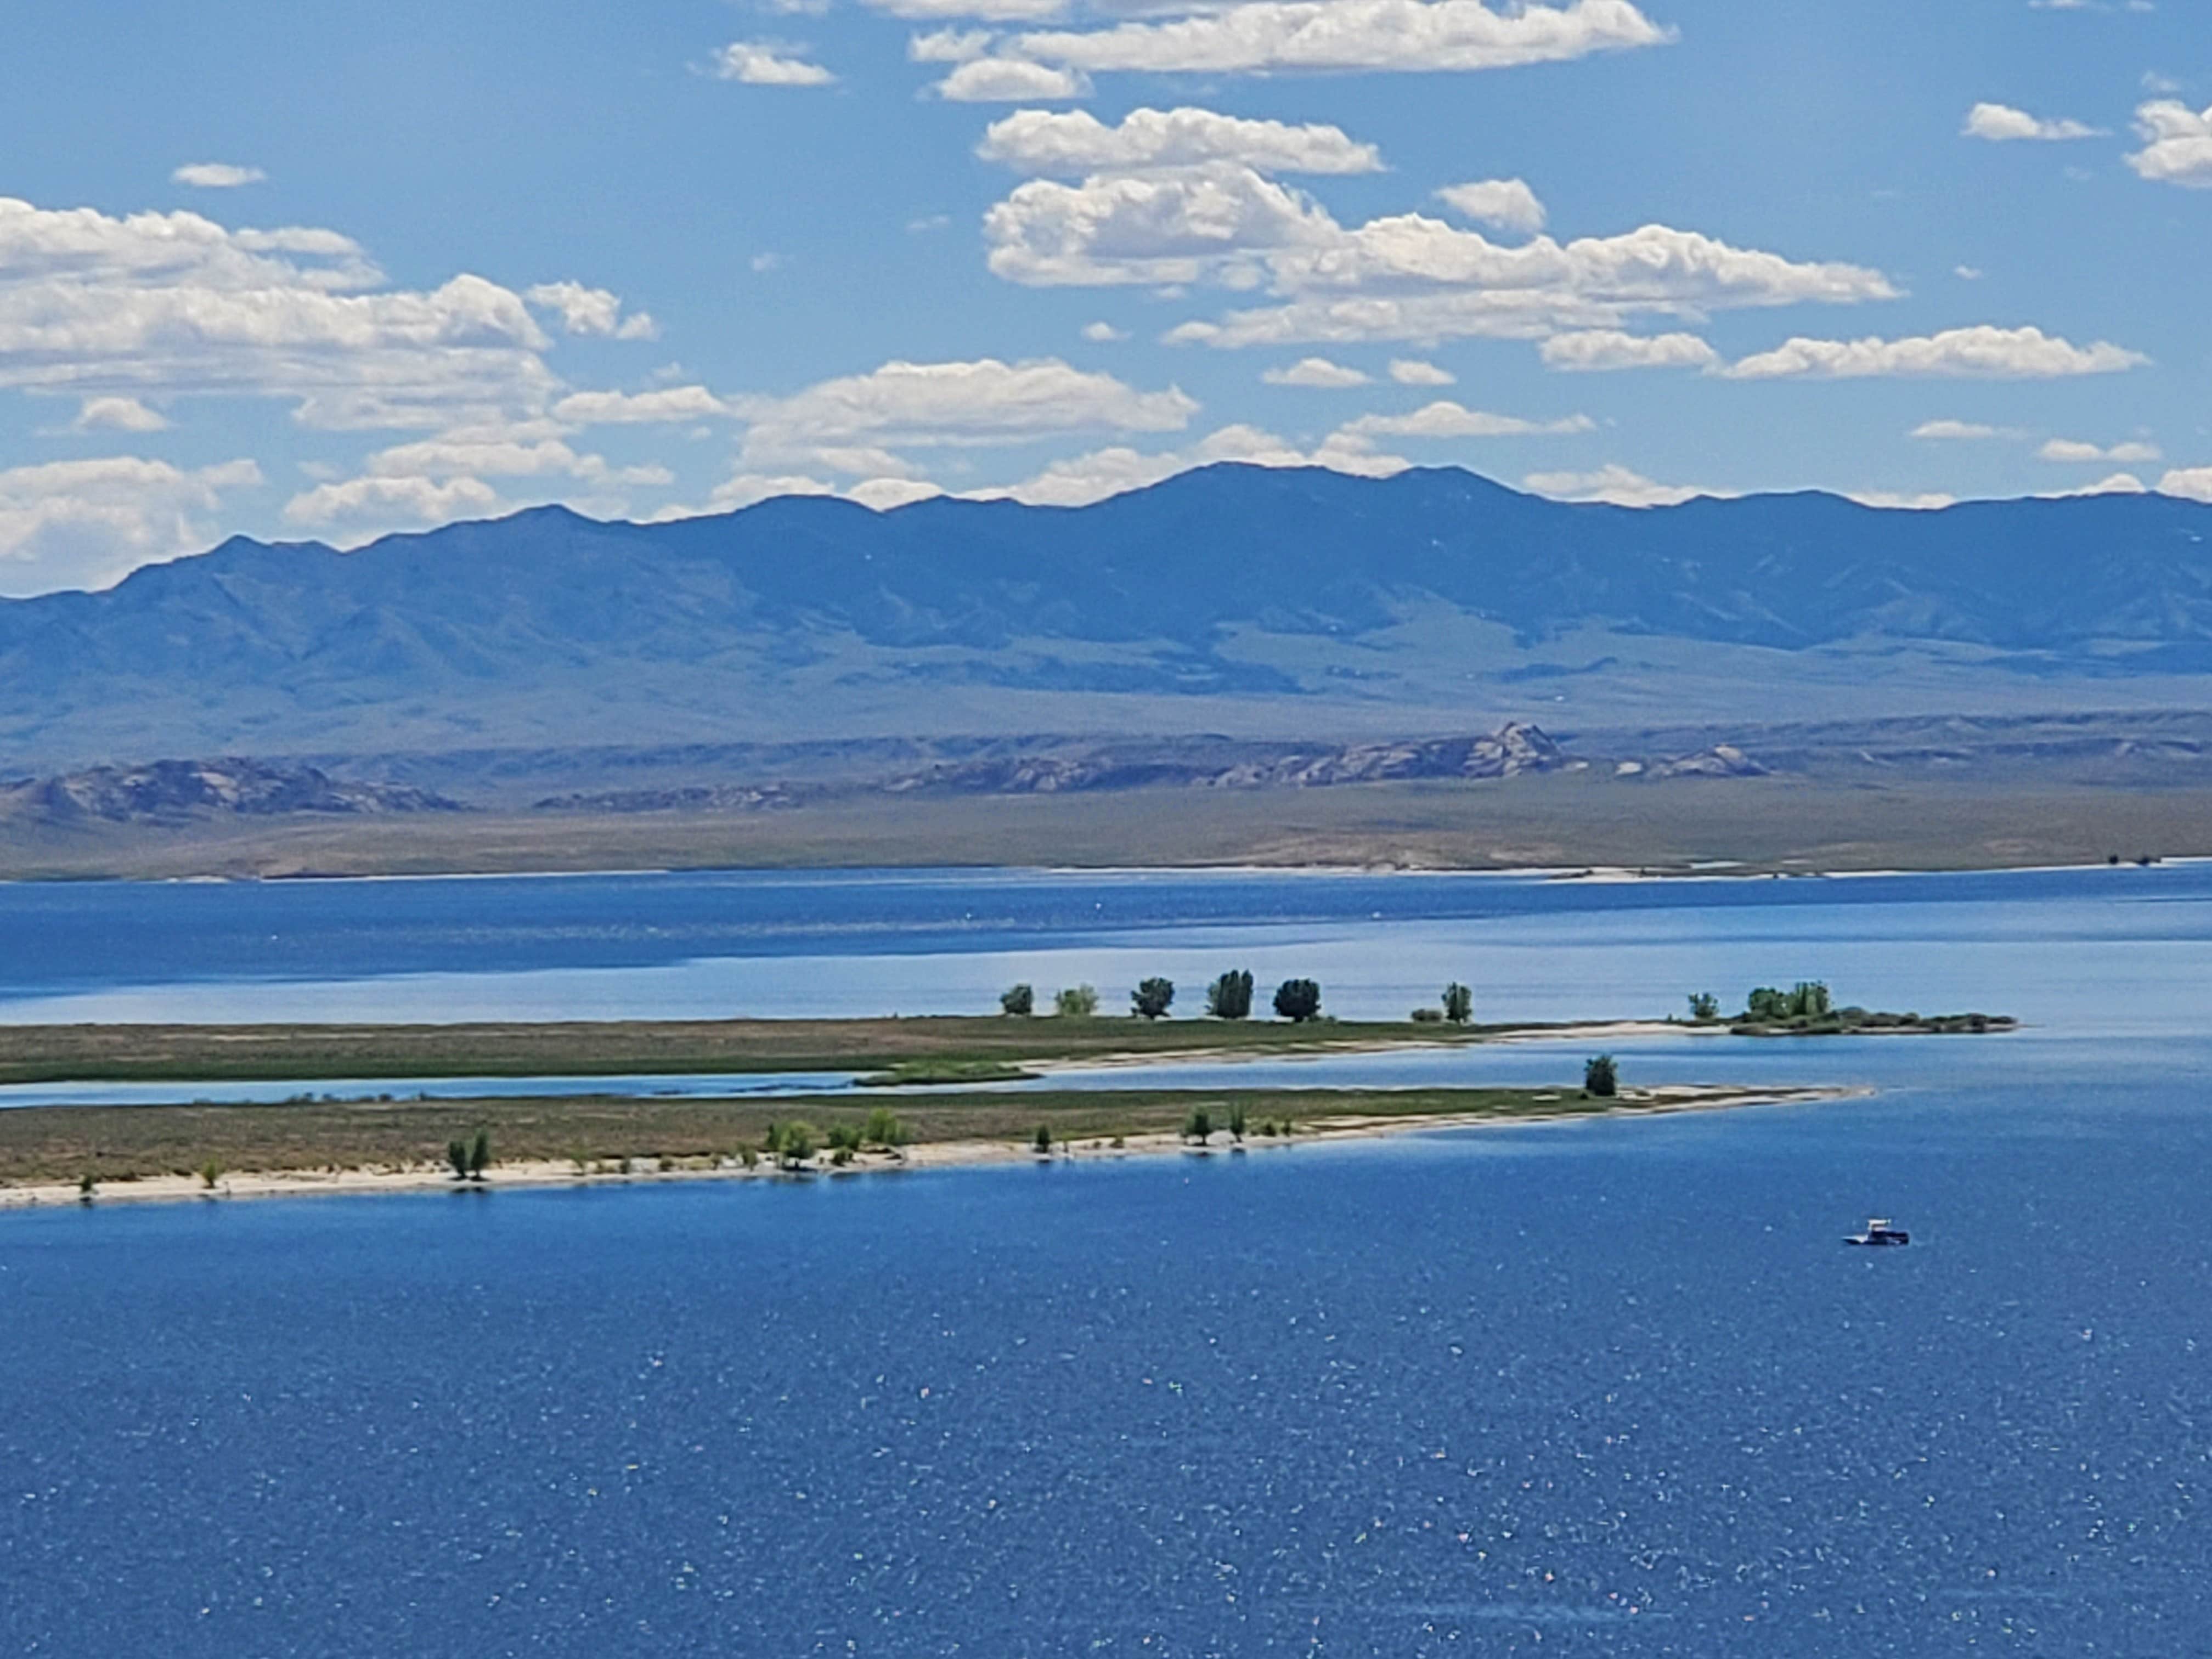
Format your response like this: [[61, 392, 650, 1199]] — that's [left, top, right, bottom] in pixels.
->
[[5, 862, 2212, 1652]]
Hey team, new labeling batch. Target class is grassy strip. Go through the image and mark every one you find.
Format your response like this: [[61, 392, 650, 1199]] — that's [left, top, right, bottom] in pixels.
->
[[0, 1086, 1775, 1187], [0, 1015, 1539, 1087]]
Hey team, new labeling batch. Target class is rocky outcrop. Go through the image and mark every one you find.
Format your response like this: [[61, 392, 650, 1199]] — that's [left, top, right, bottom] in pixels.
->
[[4, 759, 465, 824]]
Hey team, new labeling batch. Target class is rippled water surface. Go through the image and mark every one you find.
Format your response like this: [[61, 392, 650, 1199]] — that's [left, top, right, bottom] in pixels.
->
[[5, 864, 2212, 1654]]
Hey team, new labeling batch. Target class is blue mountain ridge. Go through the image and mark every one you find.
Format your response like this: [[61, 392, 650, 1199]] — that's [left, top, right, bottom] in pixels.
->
[[3, 463, 2209, 768]]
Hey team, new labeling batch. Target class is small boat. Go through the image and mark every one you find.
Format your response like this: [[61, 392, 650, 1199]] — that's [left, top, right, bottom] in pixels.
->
[[1845, 1217, 1910, 1247]]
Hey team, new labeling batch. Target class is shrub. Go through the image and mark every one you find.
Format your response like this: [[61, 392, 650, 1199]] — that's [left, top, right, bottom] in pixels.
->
[[1032, 1123, 1053, 1155], [831, 1147, 854, 1166], [198, 1159, 224, 1190], [1183, 1107, 1214, 1144], [446, 1138, 472, 1181], [1686, 992, 1720, 1022], [863, 1106, 907, 1149], [77, 1172, 97, 1200], [1205, 970, 1254, 1020], [740, 1148, 758, 1170], [1132, 977, 1175, 1020], [776, 1121, 817, 1167], [1584, 1054, 1618, 1098], [1442, 983, 1473, 1024], [826, 1122, 863, 1155], [1410, 1007, 1444, 1023], [469, 1130, 492, 1180], [1054, 984, 1099, 1018], [1273, 979, 1322, 1022], [1000, 983, 1034, 1017], [1228, 1103, 1247, 1142]]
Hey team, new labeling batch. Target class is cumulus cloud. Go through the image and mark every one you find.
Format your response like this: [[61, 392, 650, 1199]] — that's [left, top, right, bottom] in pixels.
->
[[1388, 358, 1454, 385], [979, 107, 1383, 176], [936, 59, 1091, 100], [1081, 320, 1129, 342], [356, 431, 670, 487], [876, 0, 1068, 17], [984, 0, 1672, 79], [1910, 419, 2015, 440], [2038, 437, 2162, 462], [1339, 399, 1593, 438], [1962, 102, 2104, 141], [968, 421, 1409, 506], [2037, 472, 2147, 498], [72, 396, 168, 432], [1723, 325, 2147, 380], [989, 165, 1894, 355], [172, 162, 266, 189], [283, 473, 505, 533], [1435, 178, 1545, 234], [1520, 462, 1710, 507], [2128, 100, 2212, 187], [2160, 467, 2212, 503], [1262, 356, 1370, 386], [0, 455, 262, 596], [1538, 329, 1717, 371], [552, 386, 733, 424], [0, 195, 640, 431], [714, 41, 838, 85], [909, 27, 995, 61], [731, 356, 1198, 473], [524, 282, 658, 339]]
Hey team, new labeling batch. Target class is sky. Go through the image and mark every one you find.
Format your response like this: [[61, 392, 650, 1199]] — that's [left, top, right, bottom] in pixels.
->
[[0, 0, 2207, 595]]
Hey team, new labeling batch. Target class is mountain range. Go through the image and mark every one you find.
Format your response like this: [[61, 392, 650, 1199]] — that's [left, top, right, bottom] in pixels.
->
[[4, 464, 2211, 773]]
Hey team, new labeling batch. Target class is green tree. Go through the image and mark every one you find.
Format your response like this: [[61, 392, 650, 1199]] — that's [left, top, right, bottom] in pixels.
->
[[469, 1129, 492, 1181], [1205, 970, 1254, 1020], [1584, 1054, 1618, 1098], [446, 1138, 472, 1181], [1687, 992, 1720, 1022], [1054, 984, 1099, 1018], [1442, 983, 1473, 1025], [776, 1121, 817, 1169], [1745, 986, 1789, 1021], [1228, 1103, 1247, 1142], [1000, 983, 1034, 1017], [1791, 981, 1832, 1018], [1273, 978, 1322, 1022], [1183, 1106, 1214, 1144], [1132, 977, 1175, 1019], [863, 1105, 907, 1149], [1032, 1123, 1053, 1155], [198, 1159, 224, 1190]]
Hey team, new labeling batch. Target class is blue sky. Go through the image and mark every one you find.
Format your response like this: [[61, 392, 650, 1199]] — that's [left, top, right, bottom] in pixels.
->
[[1, 0, 2207, 593]]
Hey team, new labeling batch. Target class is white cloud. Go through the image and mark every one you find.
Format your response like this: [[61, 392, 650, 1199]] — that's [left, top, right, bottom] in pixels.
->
[[523, 282, 658, 339], [909, 27, 995, 61], [1262, 356, 1370, 387], [732, 356, 1198, 473], [969, 421, 1409, 506], [282, 473, 505, 533], [2159, 467, 2212, 503], [1521, 462, 1711, 507], [714, 41, 838, 85], [749, 252, 785, 274], [2128, 100, 2212, 187], [2038, 437, 2162, 462], [936, 59, 1090, 100], [2038, 472, 2147, 498], [1954, 264, 1984, 280], [553, 386, 732, 424], [1081, 320, 1129, 342], [72, 395, 168, 432], [874, 0, 1068, 18], [0, 455, 262, 596], [0, 195, 628, 431], [1538, 329, 1717, 371], [358, 432, 669, 487], [1962, 101, 2105, 141], [1435, 178, 1544, 234], [1846, 489, 1957, 511], [171, 162, 266, 189], [1388, 358, 1454, 385], [1723, 325, 2147, 380], [1910, 419, 2013, 440], [1339, 399, 1593, 438], [979, 107, 1383, 176], [992, 0, 1672, 78], [989, 165, 1895, 353]]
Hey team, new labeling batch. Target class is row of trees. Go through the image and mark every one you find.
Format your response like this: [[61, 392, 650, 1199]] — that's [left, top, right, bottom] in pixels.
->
[[999, 973, 1327, 1022], [1684, 983, 1833, 1023]]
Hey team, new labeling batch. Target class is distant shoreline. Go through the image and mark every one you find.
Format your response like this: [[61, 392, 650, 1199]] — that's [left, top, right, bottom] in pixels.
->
[[0, 1084, 1859, 1212]]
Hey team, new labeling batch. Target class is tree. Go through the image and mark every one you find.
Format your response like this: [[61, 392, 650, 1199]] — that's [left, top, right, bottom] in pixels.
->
[[1273, 978, 1322, 1022], [1228, 1103, 1247, 1142], [1205, 970, 1254, 1020], [1687, 991, 1720, 1022], [863, 1105, 906, 1149], [1442, 983, 1473, 1025], [1792, 981, 1831, 1018], [1584, 1054, 1618, 1098], [776, 1121, 817, 1168], [447, 1138, 472, 1181], [1745, 986, 1790, 1021], [1032, 1123, 1053, 1155], [1132, 977, 1175, 1019], [1000, 983, 1035, 1017], [469, 1129, 492, 1181], [1183, 1106, 1214, 1144], [1054, 984, 1099, 1018]]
